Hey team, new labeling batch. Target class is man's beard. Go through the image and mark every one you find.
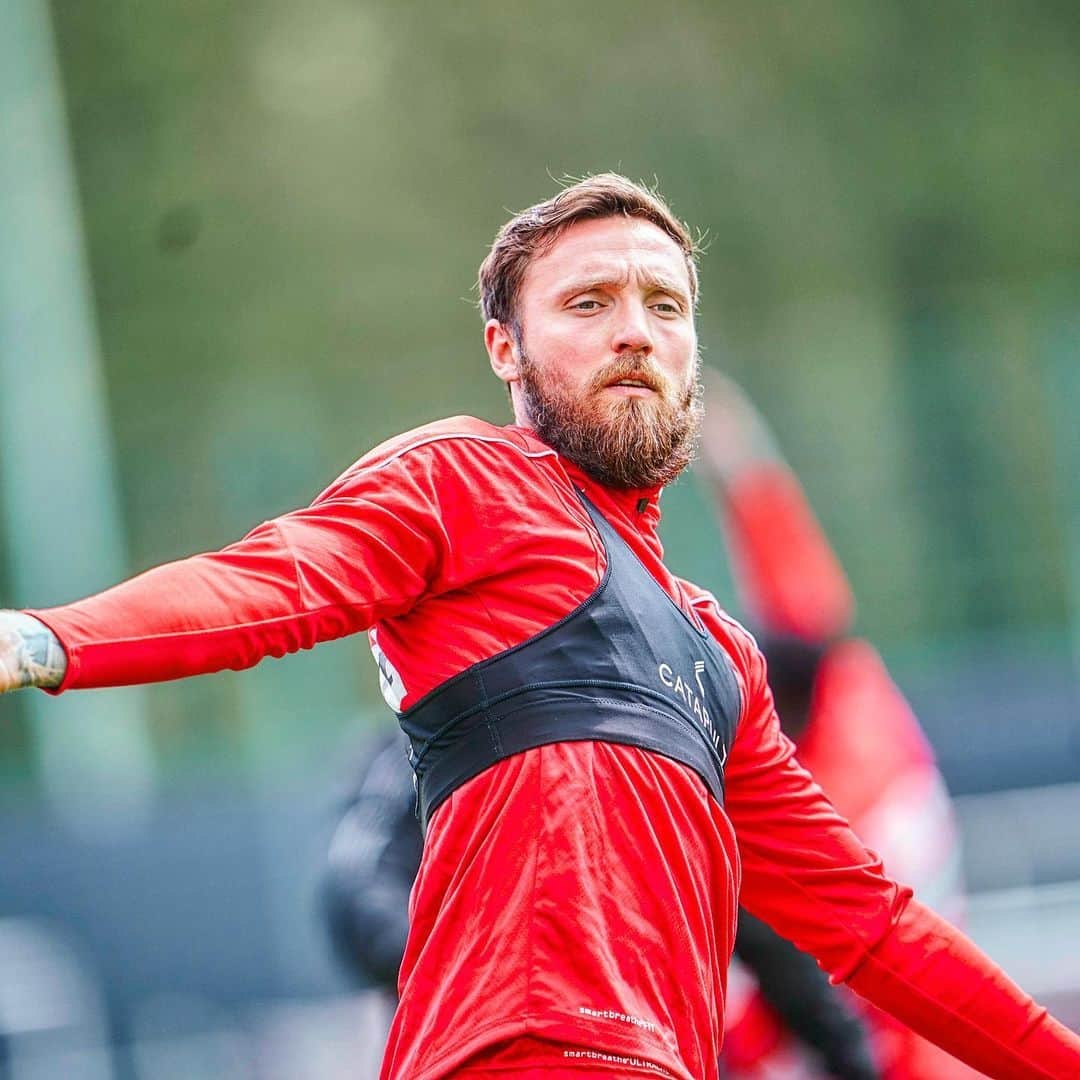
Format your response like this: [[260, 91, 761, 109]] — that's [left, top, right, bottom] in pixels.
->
[[518, 348, 703, 490]]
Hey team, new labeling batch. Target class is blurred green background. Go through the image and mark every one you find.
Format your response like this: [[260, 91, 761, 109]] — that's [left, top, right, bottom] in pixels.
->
[[2, 0, 1078, 789]]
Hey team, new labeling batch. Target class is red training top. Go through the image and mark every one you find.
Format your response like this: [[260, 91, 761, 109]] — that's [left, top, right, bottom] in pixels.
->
[[29, 417, 1080, 1079]]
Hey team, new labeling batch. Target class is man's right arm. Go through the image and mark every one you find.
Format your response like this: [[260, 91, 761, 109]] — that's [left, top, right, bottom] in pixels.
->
[[0, 612, 67, 693], [0, 436, 457, 696]]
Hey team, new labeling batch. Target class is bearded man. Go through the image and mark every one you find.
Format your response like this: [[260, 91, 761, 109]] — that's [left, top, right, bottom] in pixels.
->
[[1, 175, 1078, 1080]]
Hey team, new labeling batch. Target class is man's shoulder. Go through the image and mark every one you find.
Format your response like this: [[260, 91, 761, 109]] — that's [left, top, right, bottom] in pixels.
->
[[676, 577, 760, 665], [674, 583, 771, 719], [316, 416, 557, 501], [676, 577, 732, 624], [368, 415, 550, 461]]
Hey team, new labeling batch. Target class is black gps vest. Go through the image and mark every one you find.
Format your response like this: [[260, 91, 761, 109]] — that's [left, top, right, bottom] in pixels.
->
[[400, 493, 742, 828]]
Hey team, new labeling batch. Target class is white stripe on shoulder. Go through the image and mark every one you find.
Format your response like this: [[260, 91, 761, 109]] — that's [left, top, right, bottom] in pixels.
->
[[689, 591, 722, 612], [716, 610, 757, 649], [691, 593, 755, 641], [368, 431, 559, 473]]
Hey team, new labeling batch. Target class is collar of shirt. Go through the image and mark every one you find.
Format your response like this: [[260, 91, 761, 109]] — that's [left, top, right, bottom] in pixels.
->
[[506, 424, 665, 552]]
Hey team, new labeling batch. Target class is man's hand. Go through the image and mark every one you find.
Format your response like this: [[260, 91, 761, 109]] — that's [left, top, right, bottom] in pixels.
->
[[0, 612, 67, 693]]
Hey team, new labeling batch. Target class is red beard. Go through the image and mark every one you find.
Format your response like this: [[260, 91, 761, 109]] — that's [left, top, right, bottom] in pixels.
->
[[519, 351, 702, 490]]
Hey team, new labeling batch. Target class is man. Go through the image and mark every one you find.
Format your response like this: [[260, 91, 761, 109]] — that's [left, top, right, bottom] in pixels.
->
[[696, 375, 980, 1078], [0, 175, 1077, 1079], [321, 379, 888, 1080]]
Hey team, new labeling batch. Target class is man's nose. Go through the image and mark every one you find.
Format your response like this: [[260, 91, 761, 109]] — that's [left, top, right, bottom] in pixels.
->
[[611, 302, 653, 354]]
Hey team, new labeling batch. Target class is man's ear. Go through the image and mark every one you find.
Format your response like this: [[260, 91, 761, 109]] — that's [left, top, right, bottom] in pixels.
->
[[485, 320, 520, 386]]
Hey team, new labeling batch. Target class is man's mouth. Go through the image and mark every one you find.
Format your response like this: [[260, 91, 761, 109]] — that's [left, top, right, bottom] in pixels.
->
[[607, 376, 657, 393]]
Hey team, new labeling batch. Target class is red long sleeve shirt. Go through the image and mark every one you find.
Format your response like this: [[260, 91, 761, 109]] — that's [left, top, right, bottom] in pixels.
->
[[30, 417, 1080, 1079]]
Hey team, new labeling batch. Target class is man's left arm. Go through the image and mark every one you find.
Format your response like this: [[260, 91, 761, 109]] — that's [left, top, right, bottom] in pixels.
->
[[722, 630, 1080, 1080]]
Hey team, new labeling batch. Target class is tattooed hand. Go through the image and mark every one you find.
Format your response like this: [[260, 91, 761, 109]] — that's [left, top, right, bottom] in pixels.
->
[[0, 612, 67, 693]]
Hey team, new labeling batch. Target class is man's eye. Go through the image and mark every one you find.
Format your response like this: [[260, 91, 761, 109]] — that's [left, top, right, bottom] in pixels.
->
[[572, 299, 603, 311], [652, 301, 680, 314]]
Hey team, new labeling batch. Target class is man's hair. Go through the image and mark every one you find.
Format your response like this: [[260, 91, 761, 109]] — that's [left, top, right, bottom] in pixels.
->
[[478, 173, 699, 330]]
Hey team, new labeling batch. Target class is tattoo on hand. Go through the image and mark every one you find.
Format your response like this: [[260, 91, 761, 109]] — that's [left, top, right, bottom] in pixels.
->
[[0, 612, 67, 692]]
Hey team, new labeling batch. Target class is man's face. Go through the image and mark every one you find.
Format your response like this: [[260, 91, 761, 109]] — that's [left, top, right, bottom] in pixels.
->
[[487, 216, 702, 489]]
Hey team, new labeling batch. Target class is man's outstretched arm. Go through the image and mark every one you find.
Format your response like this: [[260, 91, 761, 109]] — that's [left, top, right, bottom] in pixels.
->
[[722, 631, 1080, 1077], [0, 426, 523, 699], [0, 612, 67, 693]]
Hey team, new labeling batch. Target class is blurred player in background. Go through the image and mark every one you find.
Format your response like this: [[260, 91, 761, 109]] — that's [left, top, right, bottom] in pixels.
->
[[322, 730, 420, 1000], [697, 372, 982, 1079]]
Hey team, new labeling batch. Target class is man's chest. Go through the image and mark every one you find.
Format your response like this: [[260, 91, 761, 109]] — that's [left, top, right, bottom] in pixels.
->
[[370, 494, 686, 713]]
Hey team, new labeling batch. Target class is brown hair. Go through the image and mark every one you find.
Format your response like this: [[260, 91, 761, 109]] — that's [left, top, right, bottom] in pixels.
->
[[478, 173, 699, 331]]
